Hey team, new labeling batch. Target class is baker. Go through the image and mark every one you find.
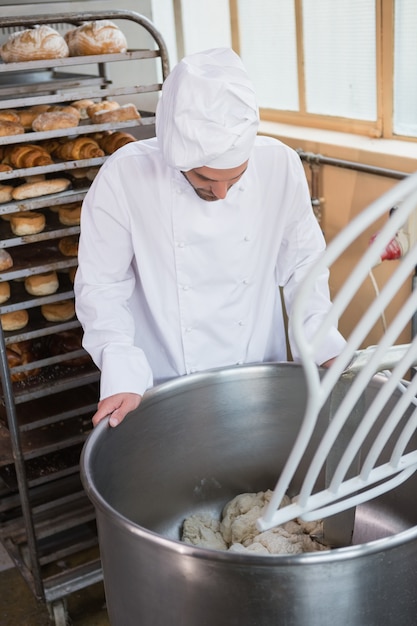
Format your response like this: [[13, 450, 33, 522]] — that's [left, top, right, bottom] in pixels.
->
[[74, 47, 346, 428]]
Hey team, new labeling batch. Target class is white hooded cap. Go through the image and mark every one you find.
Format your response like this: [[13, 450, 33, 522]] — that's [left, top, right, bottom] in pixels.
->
[[156, 47, 259, 171]]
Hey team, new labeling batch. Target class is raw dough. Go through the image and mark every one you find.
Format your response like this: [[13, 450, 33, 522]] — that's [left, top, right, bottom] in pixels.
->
[[181, 490, 328, 555]]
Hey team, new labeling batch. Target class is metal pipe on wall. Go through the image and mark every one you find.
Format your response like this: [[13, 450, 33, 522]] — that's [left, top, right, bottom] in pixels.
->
[[297, 149, 409, 181], [297, 149, 416, 349]]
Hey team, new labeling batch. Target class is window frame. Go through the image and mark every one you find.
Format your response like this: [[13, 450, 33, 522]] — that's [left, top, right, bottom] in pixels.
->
[[229, 0, 415, 143]]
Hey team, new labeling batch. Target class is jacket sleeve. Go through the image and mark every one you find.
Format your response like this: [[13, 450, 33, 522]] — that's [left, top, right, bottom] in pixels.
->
[[74, 159, 153, 400], [277, 152, 346, 365]]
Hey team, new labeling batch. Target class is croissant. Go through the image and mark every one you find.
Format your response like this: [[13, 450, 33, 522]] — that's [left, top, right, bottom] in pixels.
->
[[39, 138, 65, 155], [8, 144, 54, 168], [98, 131, 136, 154], [53, 137, 104, 160], [6, 340, 40, 382]]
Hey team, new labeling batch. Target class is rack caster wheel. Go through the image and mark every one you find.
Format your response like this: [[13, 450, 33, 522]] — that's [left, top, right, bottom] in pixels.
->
[[48, 598, 71, 626]]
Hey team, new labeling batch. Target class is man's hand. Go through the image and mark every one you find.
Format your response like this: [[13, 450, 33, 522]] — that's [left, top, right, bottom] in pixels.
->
[[92, 393, 142, 428]]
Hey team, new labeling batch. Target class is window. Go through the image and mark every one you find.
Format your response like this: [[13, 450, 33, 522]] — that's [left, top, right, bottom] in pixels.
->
[[230, 0, 417, 141]]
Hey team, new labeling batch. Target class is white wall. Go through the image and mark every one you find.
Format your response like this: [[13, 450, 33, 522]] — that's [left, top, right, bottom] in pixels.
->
[[150, 0, 177, 69], [179, 0, 232, 58]]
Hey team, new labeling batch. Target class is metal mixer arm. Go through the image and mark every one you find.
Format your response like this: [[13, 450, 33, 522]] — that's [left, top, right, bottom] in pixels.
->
[[257, 170, 417, 534]]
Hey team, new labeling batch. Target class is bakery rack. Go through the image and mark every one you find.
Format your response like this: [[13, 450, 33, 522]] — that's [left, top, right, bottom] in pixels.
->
[[0, 11, 169, 625]]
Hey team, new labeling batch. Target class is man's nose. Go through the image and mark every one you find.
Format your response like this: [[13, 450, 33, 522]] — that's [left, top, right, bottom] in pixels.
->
[[211, 181, 228, 199]]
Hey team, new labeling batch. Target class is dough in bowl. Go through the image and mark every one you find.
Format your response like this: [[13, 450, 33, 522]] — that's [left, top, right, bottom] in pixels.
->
[[182, 490, 328, 555]]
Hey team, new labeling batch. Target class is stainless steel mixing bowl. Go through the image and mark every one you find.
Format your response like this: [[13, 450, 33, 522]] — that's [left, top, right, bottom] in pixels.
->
[[81, 363, 417, 626]]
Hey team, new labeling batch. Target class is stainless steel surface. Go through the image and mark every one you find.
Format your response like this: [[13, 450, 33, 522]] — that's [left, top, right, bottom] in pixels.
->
[[322, 377, 364, 547], [81, 363, 417, 626]]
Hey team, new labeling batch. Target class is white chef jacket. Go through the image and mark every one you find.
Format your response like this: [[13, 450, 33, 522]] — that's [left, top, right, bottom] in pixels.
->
[[74, 135, 345, 400]]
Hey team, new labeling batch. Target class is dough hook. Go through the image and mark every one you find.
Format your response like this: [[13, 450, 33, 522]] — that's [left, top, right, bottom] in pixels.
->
[[257, 171, 417, 545]]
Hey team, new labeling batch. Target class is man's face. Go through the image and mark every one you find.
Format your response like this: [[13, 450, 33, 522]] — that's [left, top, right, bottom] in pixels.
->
[[182, 161, 248, 202]]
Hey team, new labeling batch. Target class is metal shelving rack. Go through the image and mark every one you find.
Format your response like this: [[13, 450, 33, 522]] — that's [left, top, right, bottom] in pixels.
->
[[0, 11, 169, 625]]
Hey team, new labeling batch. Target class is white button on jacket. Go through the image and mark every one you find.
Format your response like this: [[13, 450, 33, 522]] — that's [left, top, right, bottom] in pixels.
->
[[75, 135, 345, 400]]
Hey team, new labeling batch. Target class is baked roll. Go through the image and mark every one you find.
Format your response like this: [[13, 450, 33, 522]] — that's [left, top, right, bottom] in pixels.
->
[[10, 211, 46, 236], [0, 25, 69, 63], [0, 249, 13, 271], [65, 20, 127, 56], [41, 299, 75, 322], [0, 281, 11, 304], [58, 203, 81, 225], [24, 271, 59, 296], [58, 235, 79, 257], [1, 309, 29, 331]]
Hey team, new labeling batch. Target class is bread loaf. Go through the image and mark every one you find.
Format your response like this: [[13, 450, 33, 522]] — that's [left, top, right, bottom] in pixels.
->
[[0, 164, 13, 173], [98, 131, 136, 154], [0, 281, 10, 304], [1, 309, 29, 331], [41, 299, 75, 322], [70, 99, 95, 119], [10, 211, 46, 236], [0, 120, 25, 137], [53, 137, 104, 160], [0, 249, 13, 271], [46, 105, 81, 121], [32, 111, 79, 132], [86, 100, 120, 118], [90, 103, 141, 125], [24, 271, 59, 296], [17, 105, 50, 130], [12, 178, 71, 200], [0, 25, 69, 63], [0, 184, 14, 204], [65, 20, 127, 56]]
